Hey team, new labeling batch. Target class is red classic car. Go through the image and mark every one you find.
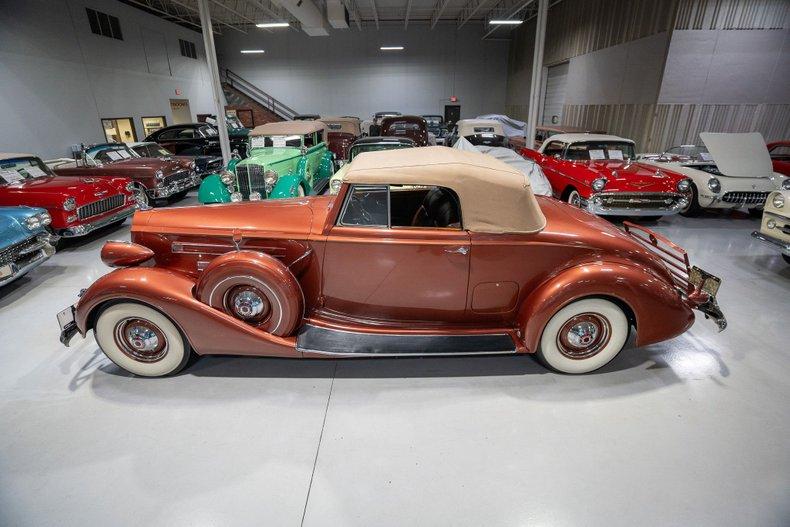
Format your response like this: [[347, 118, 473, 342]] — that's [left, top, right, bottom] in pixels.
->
[[0, 153, 136, 238], [58, 147, 725, 377], [767, 141, 790, 177], [320, 117, 362, 166], [521, 134, 692, 217], [381, 115, 430, 147], [50, 143, 200, 208]]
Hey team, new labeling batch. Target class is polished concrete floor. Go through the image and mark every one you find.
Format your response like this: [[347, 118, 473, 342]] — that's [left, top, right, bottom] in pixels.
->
[[1, 193, 788, 526]]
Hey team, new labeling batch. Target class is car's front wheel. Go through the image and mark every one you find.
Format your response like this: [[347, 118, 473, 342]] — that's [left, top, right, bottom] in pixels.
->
[[536, 298, 629, 374], [566, 188, 582, 208], [680, 183, 702, 217], [94, 303, 191, 377]]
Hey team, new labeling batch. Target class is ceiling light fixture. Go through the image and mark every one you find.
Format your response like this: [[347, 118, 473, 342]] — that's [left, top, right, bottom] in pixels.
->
[[380, 46, 404, 51], [240, 49, 265, 54], [489, 19, 523, 25], [256, 22, 289, 28]]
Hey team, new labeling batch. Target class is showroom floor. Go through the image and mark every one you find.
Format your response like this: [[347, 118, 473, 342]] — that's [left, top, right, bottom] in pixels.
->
[[1, 192, 788, 527]]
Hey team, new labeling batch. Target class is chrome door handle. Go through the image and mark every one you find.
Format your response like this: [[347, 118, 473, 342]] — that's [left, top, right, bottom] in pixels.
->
[[444, 246, 468, 255]]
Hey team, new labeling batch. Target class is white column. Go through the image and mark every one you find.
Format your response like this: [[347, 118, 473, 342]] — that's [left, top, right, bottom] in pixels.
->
[[198, 0, 231, 166], [526, 0, 548, 147]]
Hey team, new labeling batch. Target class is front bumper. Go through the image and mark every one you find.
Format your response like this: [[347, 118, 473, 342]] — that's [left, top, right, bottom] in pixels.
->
[[0, 233, 57, 287], [59, 204, 136, 237], [751, 230, 790, 256], [151, 173, 201, 199], [584, 192, 688, 216]]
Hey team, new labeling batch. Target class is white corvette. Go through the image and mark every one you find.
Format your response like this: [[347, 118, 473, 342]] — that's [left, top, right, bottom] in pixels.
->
[[640, 132, 790, 216]]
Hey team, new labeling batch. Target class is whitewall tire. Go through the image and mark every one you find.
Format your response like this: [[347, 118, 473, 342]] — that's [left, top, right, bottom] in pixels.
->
[[94, 303, 191, 377], [297, 184, 306, 197], [536, 298, 629, 374], [567, 189, 582, 208]]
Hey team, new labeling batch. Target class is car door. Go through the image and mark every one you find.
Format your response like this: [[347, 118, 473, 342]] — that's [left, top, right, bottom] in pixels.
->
[[538, 140, 568, 196], [322, 185, 471, 323]]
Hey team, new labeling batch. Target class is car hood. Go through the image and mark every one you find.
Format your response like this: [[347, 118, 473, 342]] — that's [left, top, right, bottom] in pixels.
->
[[243, 147, 301, 167], [0, 175, 128, 205], [132, 197, 316, 238], [580, 160, 683, 192], [700, 132, 774, 178], [0, 206, 46, 243], [107, 157, 189, 174]]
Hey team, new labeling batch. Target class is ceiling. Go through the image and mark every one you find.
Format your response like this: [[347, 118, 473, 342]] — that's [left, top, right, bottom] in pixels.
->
[[119, 0, 541, 39]]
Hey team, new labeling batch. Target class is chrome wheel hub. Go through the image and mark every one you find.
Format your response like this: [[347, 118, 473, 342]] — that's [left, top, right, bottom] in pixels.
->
[[127, 324, 159, 352], [566, 321, 598, 347], [227, 286, 270, 323], [114, 318, 167, 363], [557, 313, 611, 360]]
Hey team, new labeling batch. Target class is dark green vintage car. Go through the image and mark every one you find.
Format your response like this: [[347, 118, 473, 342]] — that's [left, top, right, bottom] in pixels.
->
[[198, 120, 334, 204]]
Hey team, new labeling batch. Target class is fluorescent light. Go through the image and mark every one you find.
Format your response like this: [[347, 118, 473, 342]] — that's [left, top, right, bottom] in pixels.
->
[[240, 49, 265, 54], [256, 22, 289, 28], [489, 19, 523, 25], [380, 46, 404, 51]]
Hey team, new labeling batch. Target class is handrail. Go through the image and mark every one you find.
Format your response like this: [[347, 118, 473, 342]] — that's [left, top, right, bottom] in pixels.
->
[[222, 68, 297, 120]]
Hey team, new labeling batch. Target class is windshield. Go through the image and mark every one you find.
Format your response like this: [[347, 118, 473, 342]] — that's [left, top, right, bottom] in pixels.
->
[[423, 116, 443, 127], [349, 143, 412, 161], [665, 145, 713, 162], [565, 141, 636, 161], [387, 122, 421, 134], [200, 125, 218, 137], [87, 144, 139, 163], [0, 157, 53, 185], [226, 116, 245, 130], [250, 135, 302, 149]]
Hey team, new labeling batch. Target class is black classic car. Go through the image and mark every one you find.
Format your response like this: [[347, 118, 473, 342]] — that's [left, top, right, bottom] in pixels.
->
[[145, 123, 248, 159], [128, 141, 223, 178], [422, 114, 447, 145]]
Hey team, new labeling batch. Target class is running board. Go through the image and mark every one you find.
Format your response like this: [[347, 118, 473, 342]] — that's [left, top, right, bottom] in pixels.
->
[[297, 324, 517, 357]]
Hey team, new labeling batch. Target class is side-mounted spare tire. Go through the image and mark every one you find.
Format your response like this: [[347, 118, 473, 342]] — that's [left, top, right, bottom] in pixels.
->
[[195, 250, 303, 337]]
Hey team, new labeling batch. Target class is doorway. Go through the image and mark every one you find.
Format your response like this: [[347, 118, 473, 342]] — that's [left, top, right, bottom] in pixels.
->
[[542, 62, 569, 126], [444, 105, 461, 127], [101, 118, 137, 143], [142, 116, 166, 137], [169, 99, 192, 124]]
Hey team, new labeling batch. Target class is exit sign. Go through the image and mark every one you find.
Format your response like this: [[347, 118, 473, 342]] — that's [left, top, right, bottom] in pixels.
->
[[175, 88, 182, 95], [449, 95, 458, 102]]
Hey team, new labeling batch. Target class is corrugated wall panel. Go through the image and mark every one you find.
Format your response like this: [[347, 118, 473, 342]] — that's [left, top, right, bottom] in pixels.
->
[[675, 0, 788, 30]]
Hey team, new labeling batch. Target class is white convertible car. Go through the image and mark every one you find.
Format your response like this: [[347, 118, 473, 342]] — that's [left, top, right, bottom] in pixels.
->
[[640, 132, 790, 216]]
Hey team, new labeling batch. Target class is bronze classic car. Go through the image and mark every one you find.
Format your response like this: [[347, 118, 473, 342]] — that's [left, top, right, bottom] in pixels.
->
[[381, 115, 430, 147], [59, 147, 725, 377]]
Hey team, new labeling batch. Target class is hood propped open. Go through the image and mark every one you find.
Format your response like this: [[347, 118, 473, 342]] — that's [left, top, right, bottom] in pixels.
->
[[700, 132, 774, 178]]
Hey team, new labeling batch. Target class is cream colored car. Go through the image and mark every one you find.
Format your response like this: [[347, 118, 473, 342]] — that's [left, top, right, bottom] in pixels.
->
[[752, 190, 790, 264]]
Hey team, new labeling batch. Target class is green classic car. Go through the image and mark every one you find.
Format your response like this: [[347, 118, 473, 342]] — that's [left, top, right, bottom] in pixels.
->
[[199, 121, 334, 203]]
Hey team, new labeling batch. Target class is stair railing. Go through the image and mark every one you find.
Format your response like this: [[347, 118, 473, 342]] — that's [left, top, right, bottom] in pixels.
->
[[222, 68, 298, 121]]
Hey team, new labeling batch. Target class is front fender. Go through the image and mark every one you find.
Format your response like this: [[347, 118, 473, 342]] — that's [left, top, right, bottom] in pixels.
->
[[270, 174, 305, 198], [74, 266, 298, 357], [517, 261, 694, 352], [317, 151, 335, 180], [198, 174, 231, 204]]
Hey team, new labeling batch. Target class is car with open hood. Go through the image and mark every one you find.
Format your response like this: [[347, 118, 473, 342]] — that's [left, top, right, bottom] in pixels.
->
[[449, 119, 508, 148], [639, 133, 789, 215], [128, 141, 224, 179], [50, 143, 199, 208], [320, 117, 362, 167], [198, 120, 334, 204], [767, 141, 790, 177], [58, 147, 725, 378], [521, 134, 692, 218], [381, 115, 430, 147], [325, 136, 416, 194], [751, 190, 790, 264], [0, 153, 136, 239], [0, 205, 56, 287]]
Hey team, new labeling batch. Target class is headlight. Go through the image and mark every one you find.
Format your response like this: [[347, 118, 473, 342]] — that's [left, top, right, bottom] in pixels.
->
[[126, 182, 135, 192], [772, 193, 785, 208], [337, 160, 346, 168], [677, 179, 691, 192], [230, 192, 242, 202], [63, 197, 76, 211], [330, 178, 343, 193], [782, 178, 790, 190], [264, 170, 278, 186], [591, 178, 607, 192], [39, 211, 51, 226], [25, 216, 41, 230], [155, 169, 164, 181], [220, 170, 234, 185], [707, 177, 721, 193]]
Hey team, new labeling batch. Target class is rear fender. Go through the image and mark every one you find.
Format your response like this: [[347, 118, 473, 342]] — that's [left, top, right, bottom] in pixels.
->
[[198, 174, 231, 204], [75, 266, 298, 357], [517, 261, 694, 352]]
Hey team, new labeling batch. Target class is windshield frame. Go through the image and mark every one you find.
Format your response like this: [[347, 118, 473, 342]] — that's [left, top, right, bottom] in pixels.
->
[[86, 144, 140, 164], [563, 141, 636, 161], [0, 156, 54, 185]]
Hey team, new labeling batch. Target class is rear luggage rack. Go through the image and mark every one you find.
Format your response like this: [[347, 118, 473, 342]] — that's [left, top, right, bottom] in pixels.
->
[[622, 221, 690, 292]]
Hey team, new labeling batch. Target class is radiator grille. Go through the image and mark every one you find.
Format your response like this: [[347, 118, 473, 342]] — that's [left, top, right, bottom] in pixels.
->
[[162, 170, 191, 186], [599, 193, 679, 209], [0, 236, 39, 266], [235, 165, 265, 198], [721, 191, 769, 205], [77, 194, 124, 220]]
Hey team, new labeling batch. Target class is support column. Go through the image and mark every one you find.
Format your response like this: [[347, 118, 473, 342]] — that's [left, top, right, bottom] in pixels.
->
[[526, 0, 548, 147], [198, 0, 231, 166]]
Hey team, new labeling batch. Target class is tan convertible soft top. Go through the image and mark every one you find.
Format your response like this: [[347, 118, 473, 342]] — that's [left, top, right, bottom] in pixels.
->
[[0, 153, 36, 161], [457, 119, 505, 138], [320, 117, 361, 135], [250, 121, 326, 136], [344, 147, 546, 234]]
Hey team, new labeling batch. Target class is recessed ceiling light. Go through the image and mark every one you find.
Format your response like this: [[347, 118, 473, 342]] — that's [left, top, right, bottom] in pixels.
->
[[256, 22, 289, 28], [489, 19, 523, 25], [240, 49, 265, 54], [380, 46, 404, 51]]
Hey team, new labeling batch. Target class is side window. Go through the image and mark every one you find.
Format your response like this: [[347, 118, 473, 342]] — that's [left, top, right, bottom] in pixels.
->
[[178, 128, 195, 139], [339, 185, 388, 227], [391, 186, 461, 229], [304, 133, 316, 148], [316, 130, 324, 144], [543, 141, 565, 157], [157, 128, 181, 140]]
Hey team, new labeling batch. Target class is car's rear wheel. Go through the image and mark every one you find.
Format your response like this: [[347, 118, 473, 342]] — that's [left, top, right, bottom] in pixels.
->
[[94, 303, 191, 377], [536, 298, 629, 374]]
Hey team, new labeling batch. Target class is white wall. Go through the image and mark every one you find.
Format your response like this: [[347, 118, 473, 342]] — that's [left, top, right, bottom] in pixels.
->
[[0, 0, 216, 158], [216, 23, 509, 119]]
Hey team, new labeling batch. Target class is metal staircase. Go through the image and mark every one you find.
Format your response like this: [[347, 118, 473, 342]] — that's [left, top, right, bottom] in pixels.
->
[[221, 68, 297, 121]]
